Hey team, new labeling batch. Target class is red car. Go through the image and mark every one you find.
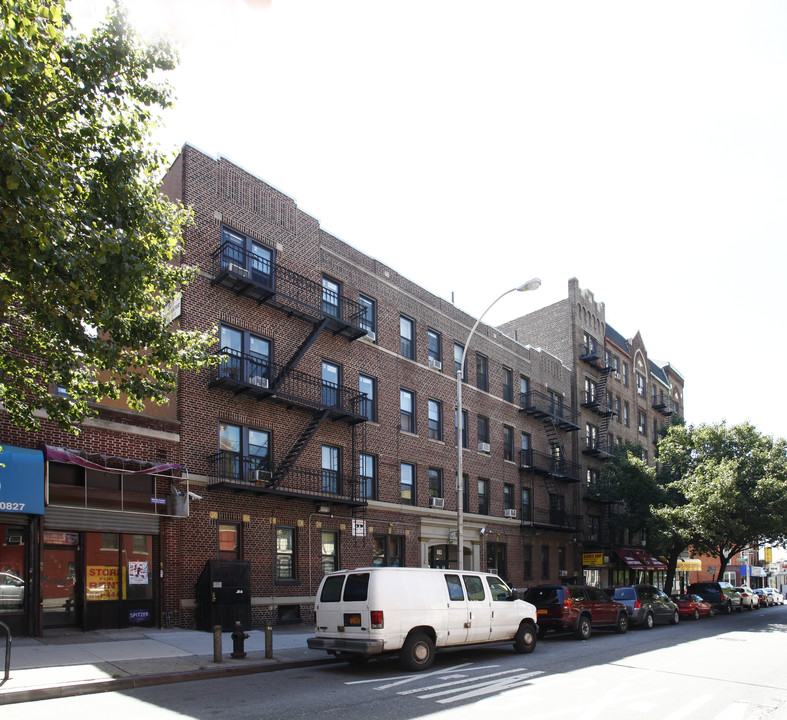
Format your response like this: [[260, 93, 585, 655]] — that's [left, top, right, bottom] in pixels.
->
[[671, 593, 715, 620]]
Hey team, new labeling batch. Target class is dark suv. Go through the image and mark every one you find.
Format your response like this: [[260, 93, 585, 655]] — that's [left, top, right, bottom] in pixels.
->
[[604, 584, 680, 628], [523, 584, 628, 640], [687, 581, 742, 614]]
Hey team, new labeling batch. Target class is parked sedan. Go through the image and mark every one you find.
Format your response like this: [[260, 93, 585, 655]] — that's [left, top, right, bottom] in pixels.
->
[[734, 585, 760, 610], [671, 593, 714, 620], [755, 587, 784, 606], [604, 584, 680, 628]]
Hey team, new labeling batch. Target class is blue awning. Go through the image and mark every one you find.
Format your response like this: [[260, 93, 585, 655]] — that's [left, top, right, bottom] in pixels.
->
[[0, 445, 45, 514]]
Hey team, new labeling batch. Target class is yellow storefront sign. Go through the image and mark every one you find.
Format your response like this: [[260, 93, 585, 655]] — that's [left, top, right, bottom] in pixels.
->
[[86, 565, 120, 601], [583, 552, 604, 566]]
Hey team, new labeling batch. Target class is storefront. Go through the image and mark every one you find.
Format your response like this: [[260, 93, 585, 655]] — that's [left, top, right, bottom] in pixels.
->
[[0, 445, 45, 636], [39, 446, 187, 634]]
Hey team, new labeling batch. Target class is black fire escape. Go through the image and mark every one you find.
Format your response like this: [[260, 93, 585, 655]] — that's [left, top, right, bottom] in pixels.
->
[[206, 240, 369, 509]]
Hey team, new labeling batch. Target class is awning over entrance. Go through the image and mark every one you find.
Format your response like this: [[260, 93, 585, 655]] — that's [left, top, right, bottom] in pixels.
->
[[42, 445, 184, 476], [0, 445, 45, 514], [614, 548, 668, 571]]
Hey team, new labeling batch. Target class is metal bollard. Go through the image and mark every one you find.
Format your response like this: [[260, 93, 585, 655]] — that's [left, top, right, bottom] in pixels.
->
[[265, 624, 273, 659], [231, 620, 249, 658], [213, 625, 222, 663]]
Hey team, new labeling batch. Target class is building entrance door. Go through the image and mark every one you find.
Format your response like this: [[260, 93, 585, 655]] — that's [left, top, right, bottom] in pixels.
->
[[42, 532, 80, 629]]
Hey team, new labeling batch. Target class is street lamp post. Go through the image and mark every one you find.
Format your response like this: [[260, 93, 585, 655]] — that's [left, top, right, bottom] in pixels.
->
[[456, 278, 541, 571]]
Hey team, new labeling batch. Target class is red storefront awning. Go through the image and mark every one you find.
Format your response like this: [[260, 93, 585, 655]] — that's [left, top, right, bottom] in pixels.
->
[[41, 445, 184, 476], [614, 549, 667, 571]]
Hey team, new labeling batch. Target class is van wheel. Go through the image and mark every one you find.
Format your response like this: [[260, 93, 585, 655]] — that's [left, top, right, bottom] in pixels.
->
[[514, 622, 537, 653], [614, 612, 628, 634], [400, 632, 435, 671], [575, 615, 592, 640]]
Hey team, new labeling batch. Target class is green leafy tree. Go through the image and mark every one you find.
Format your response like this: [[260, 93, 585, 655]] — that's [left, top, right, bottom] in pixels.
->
[[1, 0, 215, 432], [656, 422, 787, 581], [596, 442, 692, 593]]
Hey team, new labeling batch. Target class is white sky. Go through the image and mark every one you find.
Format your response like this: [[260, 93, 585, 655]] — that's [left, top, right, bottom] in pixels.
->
[[73, 0, 787, 440]]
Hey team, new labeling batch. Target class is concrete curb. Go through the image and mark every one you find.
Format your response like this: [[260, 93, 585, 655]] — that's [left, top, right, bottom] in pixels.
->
[[0, 655, 338, 706]]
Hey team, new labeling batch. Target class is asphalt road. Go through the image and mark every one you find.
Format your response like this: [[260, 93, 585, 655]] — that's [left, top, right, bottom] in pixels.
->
[[7, 604, 787, 720]]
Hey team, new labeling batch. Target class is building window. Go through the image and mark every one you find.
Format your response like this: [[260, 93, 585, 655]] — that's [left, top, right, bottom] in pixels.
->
[[322, 277, 341, 318], [523, 544, 533, 580], [558, 547, 566, 576], [359, 453, 377, 500], [638, 410, 647, 435], [622, 363, 629, 387], [400, 388, 415, 433], [522, 487, 532, 522], [584, 377, 597, 405], [548, 390, 563, 418], [541, 545, 550, 579], [636, 372, 646, 397], [219, 325, 271, 385], [400, 315, 415, 359], [588, 515, 600, 542], [503, 425, 514, 462], [321, 445, 340, 494], [478, 479, 489, 515], [586, 423, 598, 451], [476, 353, 488, 391], [503, 484, 514, 512], [428, 467, 443, 499], [358, 293, 377, 338], [582, 332, 597, 356], [477, 415, 490, 451], [462, 474, 470, 513], [502, 367, 513, 402], [549, 494, 566, 525], [321, 531, 338, 575], [276, 527, 295, 581], [427, 329, 442, 369], [400, 462, 415, 505], [321, 360, 341, 408], [586, 467, 600, 486], [218, 422, 270, 480], [487, 542, 506, 578], [520, 376, 530, 406], [614, 396, 621, 422], [623, 401, 630, 427], [218, 522, 241, 560], [359, 373, 377, 422], [428, 399, 443, 441], [373, 535, 404, 567], [221, 226, 273, 285], [454, 342, 465, 380]]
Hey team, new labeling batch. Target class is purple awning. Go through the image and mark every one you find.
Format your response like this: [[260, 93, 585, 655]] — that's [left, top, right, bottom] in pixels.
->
[[42, 445, 184, 476]]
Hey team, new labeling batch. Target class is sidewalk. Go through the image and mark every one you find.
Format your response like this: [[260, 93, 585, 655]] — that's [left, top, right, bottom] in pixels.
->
[[0, 624, 333, 706]]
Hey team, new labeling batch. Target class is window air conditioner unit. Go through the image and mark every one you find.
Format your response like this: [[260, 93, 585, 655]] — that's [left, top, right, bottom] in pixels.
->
[[614, 372, 621, 380], [365, 330, 376, 341], [249, 469, 272, 484], [428, 358, 442, 370], [504, 508, 517, 519], [227, 263, 249, 278], [429, 497, 445, 509], [478, 442, 491, 453], [559, 570, 568, 577], [250, 376, 269, 388]]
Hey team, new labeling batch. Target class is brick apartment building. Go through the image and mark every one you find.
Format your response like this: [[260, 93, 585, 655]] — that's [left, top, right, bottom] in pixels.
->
[[0, 144, 685, 635]]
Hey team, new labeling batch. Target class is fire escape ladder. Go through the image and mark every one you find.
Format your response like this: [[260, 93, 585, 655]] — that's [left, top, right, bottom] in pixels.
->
[[271, 318, 329, 390], [271, 410, 329, 486]]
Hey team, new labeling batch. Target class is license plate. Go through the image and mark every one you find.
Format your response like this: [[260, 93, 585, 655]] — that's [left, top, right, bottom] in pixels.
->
[[344, 613, 362, 626]]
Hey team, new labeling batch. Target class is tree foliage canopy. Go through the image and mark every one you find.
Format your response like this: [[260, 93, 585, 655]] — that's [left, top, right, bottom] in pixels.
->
[[656, 421, 787, 579], [0, 0, 215, 432]]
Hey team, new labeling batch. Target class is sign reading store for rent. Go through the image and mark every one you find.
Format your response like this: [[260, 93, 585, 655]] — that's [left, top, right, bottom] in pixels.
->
[[0, 445, 45, 514]]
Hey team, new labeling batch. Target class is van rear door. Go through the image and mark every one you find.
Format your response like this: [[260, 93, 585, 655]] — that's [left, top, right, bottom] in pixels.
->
[[315, 572, 371, 638]]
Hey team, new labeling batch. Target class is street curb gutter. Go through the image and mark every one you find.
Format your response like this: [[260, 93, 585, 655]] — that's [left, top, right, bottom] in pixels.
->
[[0, 656, 339, 706]]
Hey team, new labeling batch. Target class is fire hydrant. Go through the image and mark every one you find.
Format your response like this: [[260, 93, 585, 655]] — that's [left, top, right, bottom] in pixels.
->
[[231, 620, 249, 658]]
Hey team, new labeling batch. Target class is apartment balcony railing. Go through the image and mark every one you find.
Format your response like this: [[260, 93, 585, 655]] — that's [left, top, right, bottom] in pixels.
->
[[580, 391, 615, 417], [519, 449, 582, 482], [211, 241, 368, 340], [521, 508, 580, 532], [208, 452, 367, 507], [208, 348, 367, 424], [520, 390, 580, 431]]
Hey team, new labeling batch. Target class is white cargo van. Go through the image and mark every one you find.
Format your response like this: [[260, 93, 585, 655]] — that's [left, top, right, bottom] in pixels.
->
[[307, 567, 538, 670]]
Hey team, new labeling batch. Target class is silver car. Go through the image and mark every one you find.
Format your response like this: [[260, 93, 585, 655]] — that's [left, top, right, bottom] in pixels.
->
[[0, 572, 25, 609]]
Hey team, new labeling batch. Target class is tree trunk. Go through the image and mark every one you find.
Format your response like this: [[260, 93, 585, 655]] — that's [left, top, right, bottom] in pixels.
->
[[663, 544, 683, 595]]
